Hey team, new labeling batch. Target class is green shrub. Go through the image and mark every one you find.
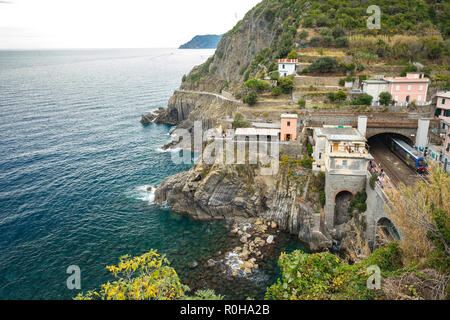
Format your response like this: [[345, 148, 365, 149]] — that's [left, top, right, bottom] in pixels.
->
[[352, 93, 373, 106], [319, 190, 326, 207], [349, 191, 367, 214], [278, 76, 295, 94], [232, 112, 249, 128], [298, 29, 309, 40], [244, 78, 270, 92], [363, 243, 403, 274], [265, 251, 375, 300], [308, 57, 339, 74], [272, 86, 282, 96], [298, 99, 306, 108], [287, 50, 298, 59], [379, 92, 392, 106], [335, 90, 347, 101], [243, 91, 258, 105], [332, 26, 346, 38], [334, 36, 349, 47]]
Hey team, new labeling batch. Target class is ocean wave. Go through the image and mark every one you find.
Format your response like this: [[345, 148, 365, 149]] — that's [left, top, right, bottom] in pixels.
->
[[132, 185, 156, 203], [155, 147, 183, 153]]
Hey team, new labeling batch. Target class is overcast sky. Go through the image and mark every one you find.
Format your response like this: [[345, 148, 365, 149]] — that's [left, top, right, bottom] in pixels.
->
[[0, 0, 261, 49]]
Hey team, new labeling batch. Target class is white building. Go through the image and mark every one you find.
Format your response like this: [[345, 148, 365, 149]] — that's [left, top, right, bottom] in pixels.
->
[[361, 79, 388, 106], [312, 126, 372, 173], [278, 59, 298, 77]]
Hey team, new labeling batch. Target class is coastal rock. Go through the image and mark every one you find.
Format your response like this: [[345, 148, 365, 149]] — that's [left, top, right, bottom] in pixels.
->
[[154, 163, 333, 251]]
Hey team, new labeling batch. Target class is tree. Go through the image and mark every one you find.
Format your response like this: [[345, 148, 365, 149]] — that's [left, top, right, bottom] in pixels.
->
[[298, 29, 309, 40], [244, 78, 269, 93], [232, 112, 249, 128], [243, 91, 258, 105], [272, 86, 282, 96], [335, 90, 347, 102], [352, 93, 373, 106], [75, 250, 188, 300], [332, 26, 346, 39], [278, 77, 295, 94], [298, 99, 306, 108], [379, 92, 392, 106], [308, 57, 339, 74], [287, 50, 298, 59]]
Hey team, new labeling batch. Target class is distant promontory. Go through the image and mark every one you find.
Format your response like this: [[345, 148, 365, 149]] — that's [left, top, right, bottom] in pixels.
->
[[179, 34, 223, 49]]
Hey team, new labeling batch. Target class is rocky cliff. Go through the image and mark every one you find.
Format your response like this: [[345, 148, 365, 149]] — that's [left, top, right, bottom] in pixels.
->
[[154, 161, 332, 251]]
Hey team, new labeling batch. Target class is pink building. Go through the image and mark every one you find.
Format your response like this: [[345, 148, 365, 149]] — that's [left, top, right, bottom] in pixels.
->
[[384, 72, 430, 104], [444, 119, 450, 158], [435, 91, 450, 123], [280, 114, 298, 141]]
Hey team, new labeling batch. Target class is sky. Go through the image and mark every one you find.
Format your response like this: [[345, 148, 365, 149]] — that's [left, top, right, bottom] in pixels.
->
[[0, 0, 261, 49]]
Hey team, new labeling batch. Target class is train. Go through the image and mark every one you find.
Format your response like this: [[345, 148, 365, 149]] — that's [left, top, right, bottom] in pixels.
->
[[388, 137, 427, 173]]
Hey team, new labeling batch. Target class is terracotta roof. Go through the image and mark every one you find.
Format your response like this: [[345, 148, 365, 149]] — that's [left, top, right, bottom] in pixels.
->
[[278, 59, 298, 63]]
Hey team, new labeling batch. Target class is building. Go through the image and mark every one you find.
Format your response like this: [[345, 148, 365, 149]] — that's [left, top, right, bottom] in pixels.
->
[[234, 128, 280, 142], [311, 126, 373, 229], [434, 91, 450, 125], [280, 114, 298, 141], [278, 59, 298, 77], [312, 126, 371, 173], [361, 80, 388, 106], [384, 72, 430, 104]]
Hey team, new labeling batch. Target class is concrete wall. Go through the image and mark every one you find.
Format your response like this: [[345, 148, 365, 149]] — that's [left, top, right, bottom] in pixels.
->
[[324, 171, 367, 231], [364, 177, 390, 249]]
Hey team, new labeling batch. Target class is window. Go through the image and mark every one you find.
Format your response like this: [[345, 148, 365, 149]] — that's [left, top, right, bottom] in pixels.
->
[[396, 85, 400, 91], [395, 96, 398, 101], [419, 74, 423, 79], [342, 160, 348, 167], [418, 95, 421, 101], [419, 85, 423, 91], [407, 85, 411, 91], [443, 98, 446, 105], [287, 121, 290, 126], [282, 64, 285, 69], [319, 153, 322, 159]]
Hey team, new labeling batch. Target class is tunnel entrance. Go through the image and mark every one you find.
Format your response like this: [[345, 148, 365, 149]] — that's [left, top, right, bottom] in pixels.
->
[[334, 191, 353, 226], [376, 217, 400, 246], [367, 133, 413, 149], [366, 132, 422, 185]]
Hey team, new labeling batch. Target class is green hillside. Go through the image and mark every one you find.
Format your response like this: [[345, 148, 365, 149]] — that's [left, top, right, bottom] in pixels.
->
[[182, 0, 449, 91]]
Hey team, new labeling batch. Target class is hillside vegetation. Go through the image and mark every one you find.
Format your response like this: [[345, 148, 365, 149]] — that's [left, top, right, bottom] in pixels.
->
[[181, 0, 449, 93]]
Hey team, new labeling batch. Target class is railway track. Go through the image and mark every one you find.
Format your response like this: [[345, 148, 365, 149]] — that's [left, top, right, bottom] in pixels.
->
[[368, 137, 421, 186]]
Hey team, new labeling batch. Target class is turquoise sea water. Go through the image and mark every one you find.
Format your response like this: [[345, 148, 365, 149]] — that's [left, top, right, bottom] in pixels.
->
[[0, 49, 304, 300]]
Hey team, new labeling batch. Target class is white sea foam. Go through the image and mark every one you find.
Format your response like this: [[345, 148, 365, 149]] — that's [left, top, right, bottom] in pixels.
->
[[134, 185, 156, 203], [155, 147, 183, 153]]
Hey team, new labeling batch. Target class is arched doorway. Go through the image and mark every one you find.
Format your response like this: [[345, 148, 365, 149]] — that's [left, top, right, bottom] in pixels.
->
[[376, 217, 400, 245], [334, 190, 353, 226], [406, 95, 410, 103]]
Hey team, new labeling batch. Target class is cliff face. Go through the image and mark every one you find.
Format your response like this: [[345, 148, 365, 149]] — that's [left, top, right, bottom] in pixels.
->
[[154, 163, 332, 251]]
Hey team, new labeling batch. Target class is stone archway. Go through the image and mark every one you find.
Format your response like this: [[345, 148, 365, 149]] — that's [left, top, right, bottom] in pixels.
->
[[334, 190, 354, 226], [376, 217, 400, 244]]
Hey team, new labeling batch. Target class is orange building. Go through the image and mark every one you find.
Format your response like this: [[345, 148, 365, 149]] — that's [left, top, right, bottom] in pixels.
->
[[280, 114, 298, 141]]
